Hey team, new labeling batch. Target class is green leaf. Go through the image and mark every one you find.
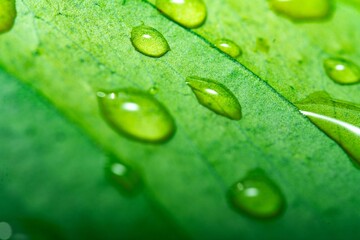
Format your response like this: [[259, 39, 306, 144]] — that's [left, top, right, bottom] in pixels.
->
[[1, 0, 360, 239]]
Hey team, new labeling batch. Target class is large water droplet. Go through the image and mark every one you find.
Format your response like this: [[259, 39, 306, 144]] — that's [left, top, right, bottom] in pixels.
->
[[296, 92, 360, 165], [97, 89, 176, 143], [0, 0, 16, 34], [214, 39, 242, 58], [186, 76, 242, 120], [131, 25, 170, 58], [323, 58, 360, 85], [228, 169, 285, 219], [269, 0, 331, 21], [155, 0, 207, 28], [105, 156, 142, 195]]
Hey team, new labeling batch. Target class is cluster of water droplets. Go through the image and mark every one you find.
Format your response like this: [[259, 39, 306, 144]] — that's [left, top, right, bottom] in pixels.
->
[[1, 0, 359, 219]]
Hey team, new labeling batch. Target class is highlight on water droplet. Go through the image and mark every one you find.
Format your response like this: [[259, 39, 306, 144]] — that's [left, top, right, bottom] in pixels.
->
[[228, 169, 286, 219], [323, 58, 360, 85], [214, 39, 242, 58], [0, 0, 16, 34], [155, 0, 207, 28], [269, 0, 331, 21], [97, 89, 176, 143], [186, 76, 242, 120], [131, 25, 170, 58], [105, 155, 142, 195], [295, 92, 360, 165]]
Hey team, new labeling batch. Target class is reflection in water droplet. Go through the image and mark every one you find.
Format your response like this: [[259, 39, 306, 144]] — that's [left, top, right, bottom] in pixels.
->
[[0, 222, 12, 240], [228, 170, 285, 219], [155, 0, 207, 28], [186, 76, 242, 120], [131, 25, 170, 58], [97, 89, 176, 143], [269, 0, 331, 21], [323, 58, 360, 85], [0, 0, 16, 34], [214, 39, 242, 58], [105, 156, 142, 195], [296, 92, 360, 165]]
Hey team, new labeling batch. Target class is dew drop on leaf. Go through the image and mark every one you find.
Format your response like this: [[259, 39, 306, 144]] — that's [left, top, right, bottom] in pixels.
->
[[269, 0, 331, 21], [323, 58, 360, 85], [97, 89, 176, 143], [131, 25, 170, 58], [214, 39, 242, 58], [155, 0, 207, 28], [105, 156, 142, 195], [186, 76, 242, 120], [228, 169, 286, 219], [295, 92, 360, 165], [148, 86, 159, 95], [0, 0, 16, 34]]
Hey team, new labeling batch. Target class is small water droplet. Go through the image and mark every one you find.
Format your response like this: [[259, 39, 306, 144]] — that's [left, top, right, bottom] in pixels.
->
[[148, 86, 159, 95], [155, 0, 207, 28], [105, 156, 142, 195], [186, 76, 242, 120], [97, 89, 176, 143], [131, 25, 170, 58], [0, 222, 12, 240], [269, 0, 331, 21], [323, 58, 360, 85], [228, 169, 285, 219], [214, 39, 242, 58], [0, 0, 16, 34], [296, 92, 360, 165]]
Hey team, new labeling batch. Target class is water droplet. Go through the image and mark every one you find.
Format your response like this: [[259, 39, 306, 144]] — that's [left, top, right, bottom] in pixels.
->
[[155, 0, 207, 28], [105, 156, 142, 195], [0, 0, 16, 34], [228, 169, 285, 219], [269, 0, 331, 21], [323, 58, 360, 85], [0, 222, 12, 240], [214, 39, 242, 58], [186, 76, 242, 120], [131, 25, 170, 58], [97, 89, 176, 143], [148, 86, 159, 95], [295, 92, 360, 165]]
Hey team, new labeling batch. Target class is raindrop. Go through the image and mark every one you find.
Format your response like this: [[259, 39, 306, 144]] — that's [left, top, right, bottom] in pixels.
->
[[131, 25, 170, 58], [155, 0, 207, 28], [186, 76, 242, 120], [214, 39, 242, 58], [323, 58, 360, 85], [0, 0, 16, 34], [228, 169, 285, 219], [97, 89, 176, 143], [105, 156, 142, 195], [269, 0, 331, 21]]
